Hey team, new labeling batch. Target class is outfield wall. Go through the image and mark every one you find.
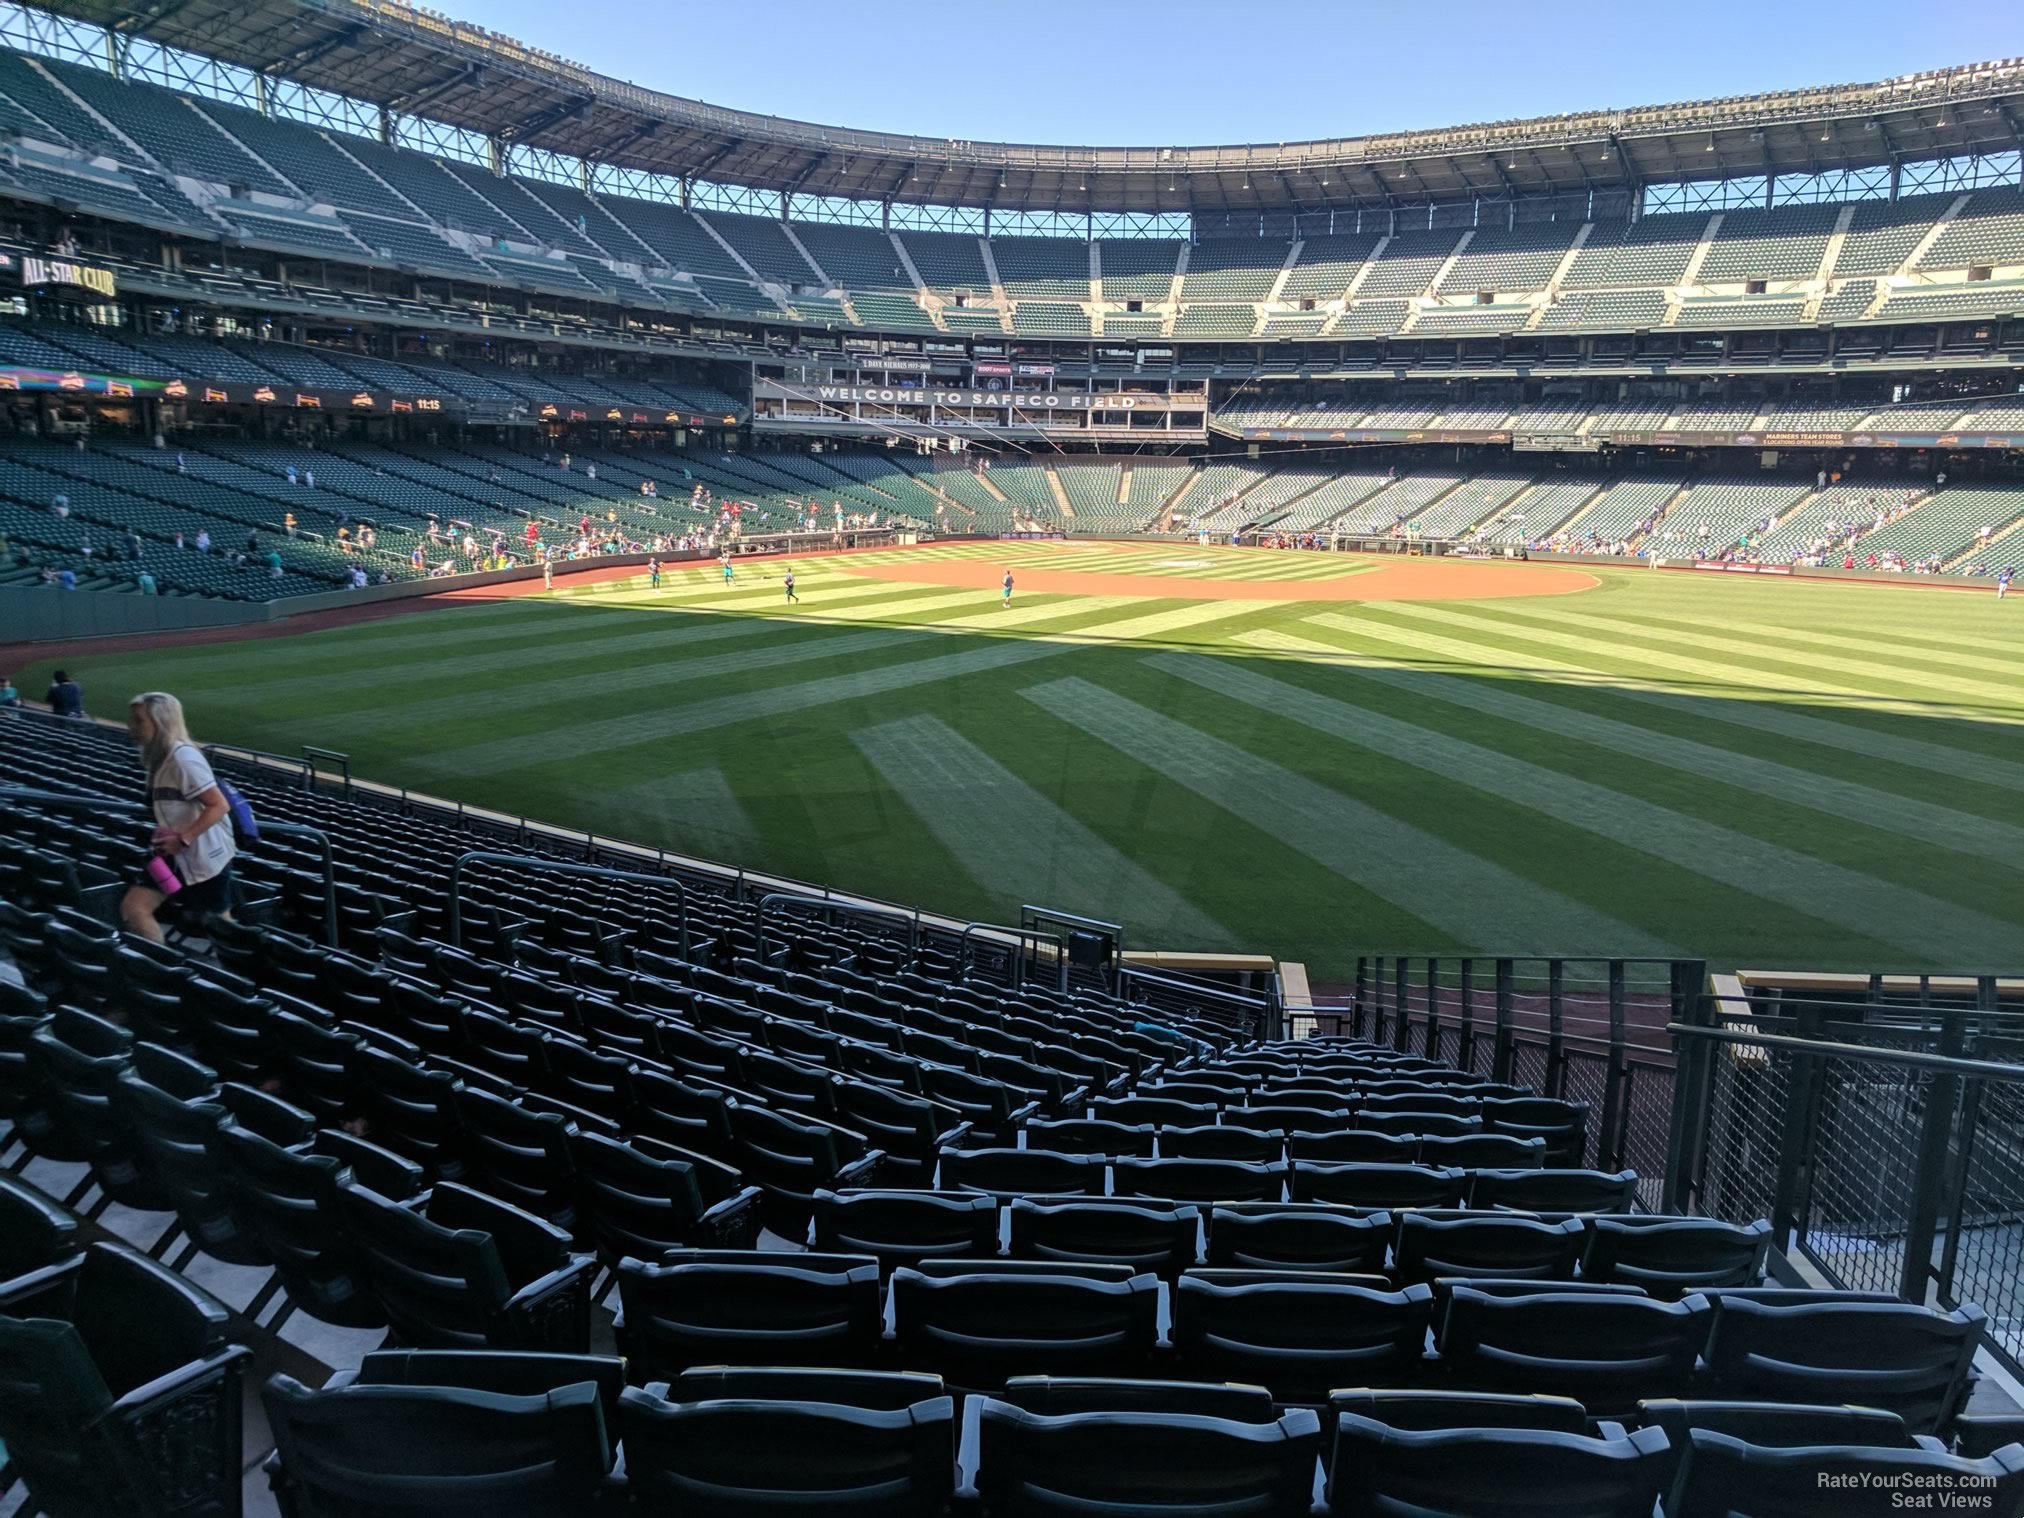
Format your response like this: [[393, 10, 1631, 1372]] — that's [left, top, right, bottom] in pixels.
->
[[3, 536, 2006, 646]]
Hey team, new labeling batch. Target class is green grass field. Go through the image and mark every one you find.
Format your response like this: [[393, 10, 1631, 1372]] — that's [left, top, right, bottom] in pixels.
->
[[24, 540, 2024, 979]]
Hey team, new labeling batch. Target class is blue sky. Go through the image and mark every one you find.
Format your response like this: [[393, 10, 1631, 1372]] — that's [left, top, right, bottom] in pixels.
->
[[457, 0, 2020, 144]]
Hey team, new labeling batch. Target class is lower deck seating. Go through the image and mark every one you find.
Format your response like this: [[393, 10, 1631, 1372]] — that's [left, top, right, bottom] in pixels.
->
[[0, 707, 2014, 1515]]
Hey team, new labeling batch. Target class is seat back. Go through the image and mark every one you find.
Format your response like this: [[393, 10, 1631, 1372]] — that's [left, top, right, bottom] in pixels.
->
[[569, 1129, 714, 1264], [975, 1400, 1321, 1517], [1112, 1155, 1288, 1204], [890, 1266, 1160, 1387], [1701, 1296, 1986, 1433], [1207, 1204, 1392, 1274], [339, 1183, 517, 1348], [1395, 1213, 1585, 1286], [617, 1387, 955, 1518], [1022, 1117, 1156, 1157], [1292, 1160, 1466, 1208], [1008, 1197, 1199, 1277], [1437, 1286, 1711, 1415], [1469, 1167, 1639, 1214], [615, 1252, 883, 1379], [812, 1188, 1000, 1272], [1583, 1216, 1772, 1294], [1328, 1416, 1671, 1517], [938, 1146, 1103, 1198], [1667, 1428, 2024, 1518], [1173, 1274, 1434, 1402], [0, 1172, 80, 1279], [262, 1373, 613, 1518]]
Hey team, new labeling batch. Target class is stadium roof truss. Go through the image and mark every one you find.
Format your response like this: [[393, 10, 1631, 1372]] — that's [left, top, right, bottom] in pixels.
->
[[24, 0, 2024, 216]]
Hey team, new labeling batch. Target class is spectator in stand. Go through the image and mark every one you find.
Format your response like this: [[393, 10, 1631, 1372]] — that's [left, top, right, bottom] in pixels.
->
[[267, 550, 283, 579], [46, 670, 84, 716], [121, 691, 237, 943], [56, 567, 76, 591], [50, 492, 68, 517], [137, 570, 156, 595], [284, 512, 297, 536], [194, 529, 211, 554], [304, 469, 314, 490]]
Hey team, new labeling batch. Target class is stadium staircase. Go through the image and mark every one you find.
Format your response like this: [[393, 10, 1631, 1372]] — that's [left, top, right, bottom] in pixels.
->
[[1045, 466, 1075, 522]]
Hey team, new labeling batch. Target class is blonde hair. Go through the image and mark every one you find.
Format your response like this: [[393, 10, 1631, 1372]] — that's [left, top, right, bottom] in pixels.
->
[[129, 691, 192, 776]]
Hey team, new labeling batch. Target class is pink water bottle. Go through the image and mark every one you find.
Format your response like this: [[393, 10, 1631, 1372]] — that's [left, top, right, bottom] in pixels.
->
[[145, 853, 182, 895]]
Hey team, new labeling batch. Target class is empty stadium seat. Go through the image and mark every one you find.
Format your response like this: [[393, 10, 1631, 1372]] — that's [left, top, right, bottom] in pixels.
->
[[617, 1382, 957, 1516], [889, 1262, 1160, 1387], [974, 1398, 1322, 1517], [1172, 1272, 1433, 1401], [0, 1243, 251, 1518], [1208, 1203, 1394, 1274], [614, 1250, 884, 1380], [262, 1369, 616, 1517], [1328, 1415, 1671, 1517], [1582, 1216, 1772, 1293], [1007, 1196, 1200, 1276], [1666, 1428, 2024, 1518], [1436, 1286, 1710, 1412], [1699, 1294, 1984, 1433], [811, 1187, 1000, 1272], [339, 1181, 596, 1351], [1469, 1167, 1639, 1214]]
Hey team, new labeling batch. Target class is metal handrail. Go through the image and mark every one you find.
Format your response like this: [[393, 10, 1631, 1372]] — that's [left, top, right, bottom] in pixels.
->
[[756, 892, 918, 967], [0, 783, 339, 946], [448, 850, 690, 961], [1666, 1018, 2024, 1082], [956, 919, 1066, 992]]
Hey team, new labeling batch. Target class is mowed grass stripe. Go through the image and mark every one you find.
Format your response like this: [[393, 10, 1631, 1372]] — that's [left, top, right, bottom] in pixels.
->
[[1495, 603, 2024, 705], [427, 599, 1265, 778], [1155, 651, 2007, 965], [1309, 610, 2024, 793], [1020, 674, 1675, 956], [222, 598, 957, 700], [144, 603, 655, 674], [602, 766, 760, 858], [850, 714, 1237, 949], [1235, 627, 2024, 870], [302, 625, 940, 739], [1578, 609, 2024, 677], [1358, 603, 2004, 718]]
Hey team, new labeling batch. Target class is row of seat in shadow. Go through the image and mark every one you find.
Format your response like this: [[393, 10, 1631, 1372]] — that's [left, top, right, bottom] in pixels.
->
[[6, 1239, 2017, 1517]]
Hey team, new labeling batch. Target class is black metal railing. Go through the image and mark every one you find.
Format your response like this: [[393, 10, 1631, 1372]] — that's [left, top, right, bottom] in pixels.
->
[[1322, 955, 1702, 1194], [1666, 976, 2024, 1374]]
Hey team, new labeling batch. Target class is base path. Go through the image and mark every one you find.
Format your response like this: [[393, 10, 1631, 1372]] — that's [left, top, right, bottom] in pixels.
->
[[839, 552, 1601, 603]]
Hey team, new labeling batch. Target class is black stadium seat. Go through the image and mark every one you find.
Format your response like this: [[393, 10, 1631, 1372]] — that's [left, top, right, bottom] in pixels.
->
[[1699, 1294, 1985, 1433], [1666, 1429, 2024, 1518], [339, 1181, 596, 1351], [889, 1262, 1160, 1387], [0, 1243, 251, 1518], [1328, 1415, 1672, 1517], [1172, 1272, 1433, 1401], [1207, 1203, 1393, 1274], [975, 1399, 1322, 1517], [1007, 1196, 1200, 1276], [617, 1383, 957, 1517], [811, 1187, 1000, 1272], [614, 1250, 883, 1380], [1436, 1285, 1710, 1413], [262, 1370, 616, 1517]]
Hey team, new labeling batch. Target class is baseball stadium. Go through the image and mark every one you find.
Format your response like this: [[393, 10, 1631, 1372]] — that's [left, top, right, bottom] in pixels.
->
[[0, 1, 2022, 1512]]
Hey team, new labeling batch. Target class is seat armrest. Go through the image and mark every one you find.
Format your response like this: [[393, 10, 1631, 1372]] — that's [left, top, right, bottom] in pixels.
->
[[698, 1187, 764, 1249], [835, 1148, 889, 1190], [498, 1253, 597, 1352], [935, 1121, 975, 1152]]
